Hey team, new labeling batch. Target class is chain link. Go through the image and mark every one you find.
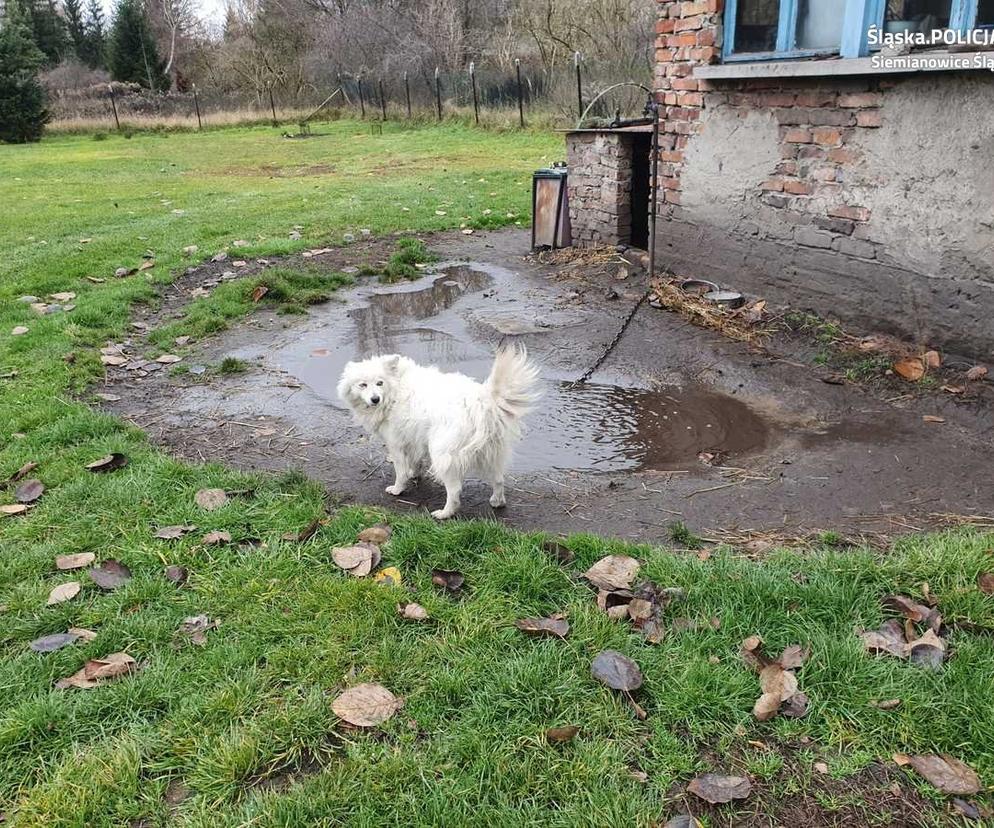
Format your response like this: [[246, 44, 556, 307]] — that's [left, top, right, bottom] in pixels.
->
[[570, 287, 653, 386]]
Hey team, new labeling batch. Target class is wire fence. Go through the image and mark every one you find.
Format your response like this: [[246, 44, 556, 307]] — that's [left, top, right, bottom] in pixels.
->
[[46, 57, 653, 133]]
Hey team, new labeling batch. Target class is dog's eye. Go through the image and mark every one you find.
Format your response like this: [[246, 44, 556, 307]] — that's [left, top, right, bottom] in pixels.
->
[[376, 380, 384, 387], [358, 382, 367, 389]]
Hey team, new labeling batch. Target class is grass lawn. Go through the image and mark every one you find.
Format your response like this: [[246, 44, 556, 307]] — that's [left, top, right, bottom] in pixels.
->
[[1, 122, 993, 826]]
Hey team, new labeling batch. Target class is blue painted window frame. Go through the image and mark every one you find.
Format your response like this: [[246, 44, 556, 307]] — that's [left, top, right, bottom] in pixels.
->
[[722, 0, 988, 60]]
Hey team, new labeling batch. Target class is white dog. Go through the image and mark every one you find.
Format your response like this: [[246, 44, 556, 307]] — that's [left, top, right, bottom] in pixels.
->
[[337, 346, 539, 519]]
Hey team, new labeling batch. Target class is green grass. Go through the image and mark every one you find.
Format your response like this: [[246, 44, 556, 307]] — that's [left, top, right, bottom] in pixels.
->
[[1, 121, 992, 826]]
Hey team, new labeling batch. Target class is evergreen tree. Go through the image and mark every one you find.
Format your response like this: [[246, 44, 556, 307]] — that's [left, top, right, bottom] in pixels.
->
[[23, 0, 68, 66], [82, 0, 106, 67], [63, 0, 86, 61], [108, 0, 168, 90], [0, 0, 49, 142]]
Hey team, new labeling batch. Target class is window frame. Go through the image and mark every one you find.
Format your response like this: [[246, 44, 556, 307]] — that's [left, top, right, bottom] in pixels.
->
[[722, 0, 985, 60]]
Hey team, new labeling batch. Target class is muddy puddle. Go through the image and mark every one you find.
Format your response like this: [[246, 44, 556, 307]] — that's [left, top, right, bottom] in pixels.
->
[[229, 264, 771, 473]]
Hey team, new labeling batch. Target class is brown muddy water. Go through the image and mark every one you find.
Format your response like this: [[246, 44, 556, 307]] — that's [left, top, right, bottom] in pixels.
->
[[260, 264, 771, 473]]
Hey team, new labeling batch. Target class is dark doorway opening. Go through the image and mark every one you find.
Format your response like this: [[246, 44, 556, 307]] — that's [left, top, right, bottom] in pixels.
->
[[629, 133, 651, 249]]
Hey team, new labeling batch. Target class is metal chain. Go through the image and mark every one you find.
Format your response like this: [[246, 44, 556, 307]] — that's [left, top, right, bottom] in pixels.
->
[[571, 287, 653, 386]]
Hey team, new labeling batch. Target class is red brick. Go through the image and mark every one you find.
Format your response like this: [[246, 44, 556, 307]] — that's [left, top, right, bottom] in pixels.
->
[[794, 91, 836, 107], [780, 143, 799, 159], [661, 176, 682, 190], [784, 128, 812, 143], [838, 92, 881, 108], [707, 0, 724, 12], [671, 77, 699, 91], [655, 47, 676, 62], [828, 205, 871, 222], [675, 14, 706, 31], [664, 190, 682, 205], [697, 28, 716, 47], [797, 145, 826, 160], [828, 147, 858, 164], [667, 63, 694, 77], [760, 92, 796, 107], [681, 1, 709, 15], [660, 150, 684, 163], [689, 46, 720, 61], [656, 18, 676, 34], [670, 32, 697, 47], [760, 179, 784, 192], [677, 91, 704, 106], [856, 110, 882, 127], [783, 179, 812, 195], [812, 127, 841, 146], [775, 160, 798, 175], [664, 92, 678, 106]]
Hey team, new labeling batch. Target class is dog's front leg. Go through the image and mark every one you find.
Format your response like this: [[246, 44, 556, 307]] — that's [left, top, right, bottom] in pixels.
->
[[431, 474, 463, 520], [385, 452, 412, 496]]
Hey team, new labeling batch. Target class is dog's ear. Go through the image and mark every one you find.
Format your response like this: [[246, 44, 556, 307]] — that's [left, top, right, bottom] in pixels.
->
[[382, 355, 400, 374]]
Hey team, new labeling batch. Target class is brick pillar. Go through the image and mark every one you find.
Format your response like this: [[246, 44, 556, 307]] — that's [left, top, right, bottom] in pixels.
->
[[654, 0, 724, 209]]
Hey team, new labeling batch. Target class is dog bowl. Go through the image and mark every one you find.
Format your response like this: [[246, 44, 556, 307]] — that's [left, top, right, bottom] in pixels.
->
[[680, 278, 720, 296], [704, 290, 746, 309]]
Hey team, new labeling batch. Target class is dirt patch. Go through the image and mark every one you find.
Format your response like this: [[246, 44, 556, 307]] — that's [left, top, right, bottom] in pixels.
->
[[219, 163, 337, 178], [92, 228, 994, 542]]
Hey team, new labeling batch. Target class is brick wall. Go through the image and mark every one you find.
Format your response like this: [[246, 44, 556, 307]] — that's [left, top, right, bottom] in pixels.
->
[[566, 131, 634, 247]]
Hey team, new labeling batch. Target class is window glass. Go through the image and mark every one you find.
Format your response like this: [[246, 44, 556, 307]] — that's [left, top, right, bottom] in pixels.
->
[[883, 0, 951, 34], [735, 0, 780, 52], [796, 0, 846, 48], [977, 0, 994, 25]]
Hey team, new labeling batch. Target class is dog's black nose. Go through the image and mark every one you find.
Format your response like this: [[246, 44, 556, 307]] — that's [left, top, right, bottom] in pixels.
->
[[370, 395, 381, 405]]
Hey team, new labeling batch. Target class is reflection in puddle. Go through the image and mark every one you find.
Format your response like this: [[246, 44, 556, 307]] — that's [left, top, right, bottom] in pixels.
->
[[276, 266, 770, 473]]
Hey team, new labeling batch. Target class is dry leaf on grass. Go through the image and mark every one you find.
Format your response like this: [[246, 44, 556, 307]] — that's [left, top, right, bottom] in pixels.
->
[[156, 354, 182, 364], [860, 619, 910, 658], [591, 649, 643, 691], [542, 538, 575, 564], [977, 572, 994, 594], [85, 453, 129, 473], [687, 773, 752, 804], [164, 565, 188, 585], [56, 552, 95, 570], [179, 615, 219, 646], [861, 595, 947, 668], [155, 525, 197, 539], [30, 632, 81, 653], [905, 755, 981, 795], [583, 555, 640, 591], [331, 683, 403, 727], [923, 350, 942, 369], [4, 461, 38, 486], [357, 524, 391, 544], [88, 559, 131, 590], [332, 544, 380, 577], [282, 517, 323, 542], [15, 479, 44, 503], [546, 725, 580, 744], [1, 504, 29, 516], [431, 569, 464, 593], [194, 488, 228, 511], [68, 627, 97, 642], [515, 617, 569, 639], [374, 566, 401, 586], [251, 285, 269, 303], [397, 602, 428, 621], [56, 652, 137, 689], [908, 629, 946, 670], [202, 530, 232, 546], [47, 582, 81, 606]]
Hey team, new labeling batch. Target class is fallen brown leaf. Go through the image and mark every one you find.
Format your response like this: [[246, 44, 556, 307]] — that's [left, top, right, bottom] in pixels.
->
[[894, 358, 925, 382], [202, 530, 232, 546], [332, 544, 378, 577], [4, 461, 38, 486], [583, 555, 640, 591], [155, 524, 197, 539], [923, 415, 945, 424], [156, 354, 182, 364], [332, 683, 403, 727], [591, 649, 643, 691], [47, 581, 81, 606], [687, 773, 752, 804], [251, 285, 269, 303], [85, 453, 129, 473], [357, 524, 391, 544], [15, 479, 44, 503], [966, 365, 988, 382], [56, 552, 96, 570], [194, 488, 228, 511], [906, 754, 981, 795], [30, 632, 80, 653], [56, 652, 137, 688], [88, 559, 132, 590], [542, 538, 575, 564], [0, 504, 29, 516], [977, 572, 994, 594], [514, 616, 569, 639], [740, 635, 773, 671], [907, 628, 946, 670], [283, 517, 323, 542], [778, 644, 809, 670], [68, 626, 98, 641], [870, 698, 902, 710], [431, 569, 464, 593], [397, 602, 428, 621], [860, 619, 910, 658], [164, 565, 188, 585], [546, 725, 580, 744], [179, 615, 219, 646], [923, 350, 942, 369]]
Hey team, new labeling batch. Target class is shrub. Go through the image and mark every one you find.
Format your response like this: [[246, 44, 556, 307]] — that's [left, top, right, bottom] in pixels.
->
[[0, 6, 50, 143]]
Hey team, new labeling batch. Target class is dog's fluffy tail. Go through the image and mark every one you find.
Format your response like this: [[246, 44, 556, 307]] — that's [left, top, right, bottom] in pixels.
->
[[485, 344, 540, 421]]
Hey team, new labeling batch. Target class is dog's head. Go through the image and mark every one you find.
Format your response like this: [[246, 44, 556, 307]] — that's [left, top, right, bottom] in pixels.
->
[[337, 354, 402, 414]]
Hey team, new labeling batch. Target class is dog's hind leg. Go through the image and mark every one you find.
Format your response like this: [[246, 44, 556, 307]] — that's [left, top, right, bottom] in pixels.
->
[[431, 472, 463, 520]]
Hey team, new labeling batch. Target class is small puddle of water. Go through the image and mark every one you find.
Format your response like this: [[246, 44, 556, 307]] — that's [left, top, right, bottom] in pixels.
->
[[272, 265, 771, 473]]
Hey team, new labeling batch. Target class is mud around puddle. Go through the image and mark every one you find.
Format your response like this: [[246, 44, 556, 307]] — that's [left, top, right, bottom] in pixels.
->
[[99, 229, 994, 542]]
